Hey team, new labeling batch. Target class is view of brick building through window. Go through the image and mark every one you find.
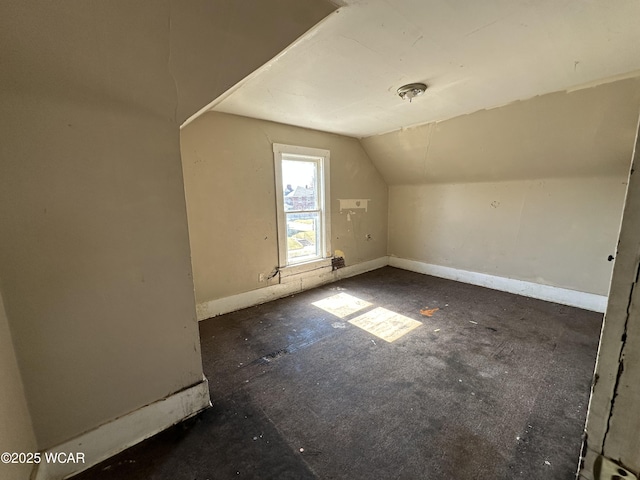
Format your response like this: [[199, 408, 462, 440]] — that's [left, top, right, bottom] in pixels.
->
[[282, 159, 321, 262], [285, 185, 316, 210]]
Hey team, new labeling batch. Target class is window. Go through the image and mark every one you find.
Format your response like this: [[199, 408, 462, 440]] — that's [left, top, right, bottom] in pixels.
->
[[273, 143, 331, 268]]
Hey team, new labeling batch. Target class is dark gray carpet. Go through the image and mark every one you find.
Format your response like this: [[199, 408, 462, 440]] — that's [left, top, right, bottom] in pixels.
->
[[73, 267, 601, 480]]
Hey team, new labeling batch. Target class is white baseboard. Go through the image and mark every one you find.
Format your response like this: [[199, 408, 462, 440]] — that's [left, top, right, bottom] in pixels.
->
[[388, 257, 608, 313], [196, 255, 607, 319], [32, 378, 211, 480], [196, 256, 389, 320]]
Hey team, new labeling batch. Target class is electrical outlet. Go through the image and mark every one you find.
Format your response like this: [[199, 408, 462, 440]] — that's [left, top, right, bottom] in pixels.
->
[[365, 234, 372, 240], [259, 273, 265, 282]]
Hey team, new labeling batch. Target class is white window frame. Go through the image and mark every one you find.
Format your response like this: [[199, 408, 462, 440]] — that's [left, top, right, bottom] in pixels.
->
[[273, 143, 331, 269]]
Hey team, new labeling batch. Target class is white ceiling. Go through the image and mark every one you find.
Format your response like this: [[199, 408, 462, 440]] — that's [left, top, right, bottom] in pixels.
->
[[210, 0, 640, 138]]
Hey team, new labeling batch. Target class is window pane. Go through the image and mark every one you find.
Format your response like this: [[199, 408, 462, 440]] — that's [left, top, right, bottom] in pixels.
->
[[286, 212, 320, 262], [282, 160, 318, 211]]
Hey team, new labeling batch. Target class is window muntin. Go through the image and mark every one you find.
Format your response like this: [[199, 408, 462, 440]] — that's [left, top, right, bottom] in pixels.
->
[[273, 144, 330, 268]]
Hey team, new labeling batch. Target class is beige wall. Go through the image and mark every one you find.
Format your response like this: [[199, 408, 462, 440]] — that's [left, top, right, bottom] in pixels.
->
[[169, 0, 335, 125], [0, 2, 206, 449], [0, 287, 36, 480], [181, 112, 388, 304], [388, 178, 626, 295], [361, 78, 640, 185], [366, 77, 640, 296], [0, 0, 336, 456]]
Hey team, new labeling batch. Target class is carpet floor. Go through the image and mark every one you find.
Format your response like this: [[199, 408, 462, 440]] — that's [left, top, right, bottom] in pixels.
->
[[73, 267, 601, 480]]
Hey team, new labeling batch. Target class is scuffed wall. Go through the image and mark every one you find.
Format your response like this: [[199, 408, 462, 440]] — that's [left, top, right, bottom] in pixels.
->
[[181, 112, 388, 304], [579, 117, 640, 479], [361, 78, 640, 185], [0, 0, 334, 454], [363, 76, 640, 298], [0, 2, 205, 449], [388, 178, 626, 296]]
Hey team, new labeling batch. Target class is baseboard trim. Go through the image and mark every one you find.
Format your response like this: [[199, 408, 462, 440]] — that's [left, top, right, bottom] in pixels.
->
[[196, 256, 389, 320], [32, 378, 211, 480], [196, 255, 607, 319], [388, 257, 608, 313]]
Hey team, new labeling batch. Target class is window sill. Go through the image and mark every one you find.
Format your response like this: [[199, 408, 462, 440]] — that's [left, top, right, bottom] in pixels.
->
[[279, 258, 333, 283]]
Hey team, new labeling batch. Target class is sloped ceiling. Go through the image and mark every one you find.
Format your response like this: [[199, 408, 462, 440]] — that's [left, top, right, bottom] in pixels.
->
[[360, 78, 640, 184], [172, 0, 336, 125], [209, 0, 640, 139]]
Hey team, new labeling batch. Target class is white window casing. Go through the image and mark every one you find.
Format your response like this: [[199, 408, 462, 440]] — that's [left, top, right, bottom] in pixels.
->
[[273, 143, 331, 272]]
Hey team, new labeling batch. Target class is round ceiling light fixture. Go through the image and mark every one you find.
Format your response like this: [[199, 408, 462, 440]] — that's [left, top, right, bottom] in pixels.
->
[[397, 83, 427, 102]]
